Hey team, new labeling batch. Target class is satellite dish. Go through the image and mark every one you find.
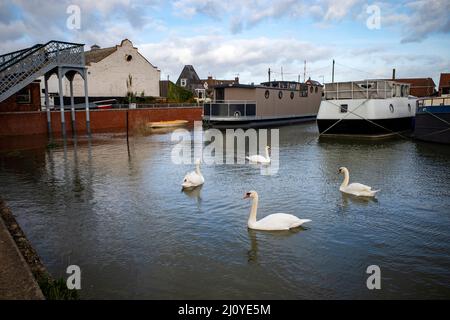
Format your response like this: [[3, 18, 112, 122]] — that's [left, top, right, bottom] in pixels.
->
[[203, 82, 208, 89]]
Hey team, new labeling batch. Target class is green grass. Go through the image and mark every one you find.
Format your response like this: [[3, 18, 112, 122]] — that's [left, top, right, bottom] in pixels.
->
[[38, 276, 80, 300]]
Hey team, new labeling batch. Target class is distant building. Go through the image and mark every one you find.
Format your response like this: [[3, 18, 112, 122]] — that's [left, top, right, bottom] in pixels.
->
[[0, 80, 41, 112], [390, 78, 436, 97], [176, 65, 238, 100], [439, 73, 450, 96], [159, 80, 173, 98], [44, 39, 160, 104]]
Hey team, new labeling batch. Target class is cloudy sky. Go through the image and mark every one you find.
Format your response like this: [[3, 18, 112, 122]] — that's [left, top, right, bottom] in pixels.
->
[[1, 0, 449, 85]]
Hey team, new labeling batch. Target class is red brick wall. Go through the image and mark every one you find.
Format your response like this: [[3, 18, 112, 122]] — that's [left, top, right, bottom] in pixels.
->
[[0, 107, 203, 137], [0, 82, 41, 112]]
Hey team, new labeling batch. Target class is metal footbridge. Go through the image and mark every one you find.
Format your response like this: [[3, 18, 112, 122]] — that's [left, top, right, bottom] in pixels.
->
[[0, 41, 91, 136]]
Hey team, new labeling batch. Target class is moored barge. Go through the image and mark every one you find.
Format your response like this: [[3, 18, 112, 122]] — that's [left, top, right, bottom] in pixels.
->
[[317, 80, 416, 137], [202, 80, 322, 128], [414, 96, 450, 144]]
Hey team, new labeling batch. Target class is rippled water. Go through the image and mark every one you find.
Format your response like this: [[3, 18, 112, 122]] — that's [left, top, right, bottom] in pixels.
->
[[1, 123, 450, 299]]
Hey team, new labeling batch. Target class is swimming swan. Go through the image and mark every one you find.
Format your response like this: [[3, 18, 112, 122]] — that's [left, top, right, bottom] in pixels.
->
[[182, 159, 204, 189], [246, 146, 270, 164], [338, 167, 379, 197], [243, 191, 311, 231]]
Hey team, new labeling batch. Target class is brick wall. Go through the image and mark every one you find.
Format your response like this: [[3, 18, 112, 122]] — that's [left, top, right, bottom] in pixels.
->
[[0, 82, 41, 112], [0, 107, 203, 137]]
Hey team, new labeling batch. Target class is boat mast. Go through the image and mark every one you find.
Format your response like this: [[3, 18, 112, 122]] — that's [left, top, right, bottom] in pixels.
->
[[332, 59, 335, 83]]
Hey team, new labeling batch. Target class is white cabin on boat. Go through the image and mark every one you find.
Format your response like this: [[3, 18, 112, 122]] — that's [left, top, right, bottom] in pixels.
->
[[317, 80, 416, 136]]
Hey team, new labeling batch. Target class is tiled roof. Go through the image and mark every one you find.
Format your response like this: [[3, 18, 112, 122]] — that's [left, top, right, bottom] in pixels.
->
[[84, 46, 117, 65], [439, 73, 450, 88], [393, 78, 436, 88]]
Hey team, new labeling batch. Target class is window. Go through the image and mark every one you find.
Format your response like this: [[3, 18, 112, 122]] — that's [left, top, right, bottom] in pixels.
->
[[340, 104, 348, 113], [315, 86, 318, 93], [300, 84, 308, 97], [126, 54, 133, 62], [290, 92, 294, 99], [16, 88, 31, 104], [310, 86, 313, 93], [265, 90, 270, 99], [278, 91, 283, 99], [180, 78, 187, 87]]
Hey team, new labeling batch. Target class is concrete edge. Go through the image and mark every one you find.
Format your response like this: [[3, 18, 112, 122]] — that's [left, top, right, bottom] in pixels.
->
[[0, 200, 45, 300]]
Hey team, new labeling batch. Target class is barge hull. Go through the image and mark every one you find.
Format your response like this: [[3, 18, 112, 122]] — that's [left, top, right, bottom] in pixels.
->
[[414, 111, 450, 144], [203, 115, 316, 129], [317, 117, 414, 135]]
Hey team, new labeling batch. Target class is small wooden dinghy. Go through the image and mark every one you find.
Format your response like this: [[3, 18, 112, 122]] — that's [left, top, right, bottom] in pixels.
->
[[147, 120, 188, 128]]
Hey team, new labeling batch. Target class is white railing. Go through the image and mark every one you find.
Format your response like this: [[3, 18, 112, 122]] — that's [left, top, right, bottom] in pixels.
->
[[418, 97, 450, 107], [323, 80, 410, 100]]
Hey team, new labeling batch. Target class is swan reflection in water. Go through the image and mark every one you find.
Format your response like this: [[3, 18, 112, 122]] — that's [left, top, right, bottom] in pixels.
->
[[340, 192, 378, 209], [182, 184, 203, 206], [247, 227, 308, 264]]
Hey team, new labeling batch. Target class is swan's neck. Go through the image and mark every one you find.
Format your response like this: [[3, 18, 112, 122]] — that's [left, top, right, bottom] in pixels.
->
[[341, 170, 349, 188], [195, 163, 201, 175], [248, 195, 258, 224]]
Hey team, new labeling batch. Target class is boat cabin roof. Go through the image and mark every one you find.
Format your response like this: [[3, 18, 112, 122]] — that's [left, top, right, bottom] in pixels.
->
[[323, 79, 411, 100], [214, 80, 320, 91]]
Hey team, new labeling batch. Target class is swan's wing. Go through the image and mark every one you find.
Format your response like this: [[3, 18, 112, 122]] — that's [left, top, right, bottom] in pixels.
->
[[247, 155, 269, 163], [254, 213, 310, 230], [346, 183, 372, 192], [182, 171, 204, 187]]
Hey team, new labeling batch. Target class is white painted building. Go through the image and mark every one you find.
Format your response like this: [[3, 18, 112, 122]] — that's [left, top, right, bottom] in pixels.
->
[[42, 39, 160, 104]]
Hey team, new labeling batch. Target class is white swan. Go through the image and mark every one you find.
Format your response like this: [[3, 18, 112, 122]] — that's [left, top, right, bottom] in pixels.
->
[[338, 167, 379, 197], [246, 146, 270, 164], [243, 191, 311, 231], [181, 159, 204, 189]]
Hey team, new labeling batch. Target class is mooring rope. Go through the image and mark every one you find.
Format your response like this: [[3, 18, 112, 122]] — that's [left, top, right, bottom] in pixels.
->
[[413, 109, 450, 139], [307, 98, 413, 145]]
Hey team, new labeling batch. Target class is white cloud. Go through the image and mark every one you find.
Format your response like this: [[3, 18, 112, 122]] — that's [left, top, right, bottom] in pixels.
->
[[139, 35, 333, 83]]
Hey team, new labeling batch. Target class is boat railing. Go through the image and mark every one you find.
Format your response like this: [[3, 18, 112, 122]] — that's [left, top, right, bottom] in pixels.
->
[[417, 97, 450, 108], [203, 100, 257, 119], [323, 80, 410, 100]]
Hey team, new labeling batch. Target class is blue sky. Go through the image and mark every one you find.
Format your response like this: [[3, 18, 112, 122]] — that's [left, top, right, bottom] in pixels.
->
[[1, 0, 449, 85]]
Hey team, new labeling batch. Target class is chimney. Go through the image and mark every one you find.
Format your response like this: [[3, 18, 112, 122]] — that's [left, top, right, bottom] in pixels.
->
[[91, 44, 100, 50], [392, 68, 396, 80], [207, 76, 213, 81], [235, 77, 239, 84]]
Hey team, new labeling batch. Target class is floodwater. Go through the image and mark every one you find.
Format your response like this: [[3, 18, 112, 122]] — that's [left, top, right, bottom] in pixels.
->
[[0, 123, 450, 299]]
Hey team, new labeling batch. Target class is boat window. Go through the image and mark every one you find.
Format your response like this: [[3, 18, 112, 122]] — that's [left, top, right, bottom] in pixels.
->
[[265, 90, 270, 99], [300, 84, 308, 97], [315, 86, 318, 93], [290, 92, 294, 99], [310, 86, 313, 93], [402, 85, 409, 97], [340, 104, 348, 113], [389, 104, 394, 113], [278, 91, 283, 99]]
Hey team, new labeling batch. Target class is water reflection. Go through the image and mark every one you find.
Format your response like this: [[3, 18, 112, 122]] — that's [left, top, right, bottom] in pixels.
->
[[182, 185, 203, 207], [1, 123, 450, 299], [340, 192, 378, 208], [247, 227, 308, 265]]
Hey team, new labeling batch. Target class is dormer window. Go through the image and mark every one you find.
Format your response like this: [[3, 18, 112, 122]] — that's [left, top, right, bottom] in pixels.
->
[[180, 78, 187, 87]]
